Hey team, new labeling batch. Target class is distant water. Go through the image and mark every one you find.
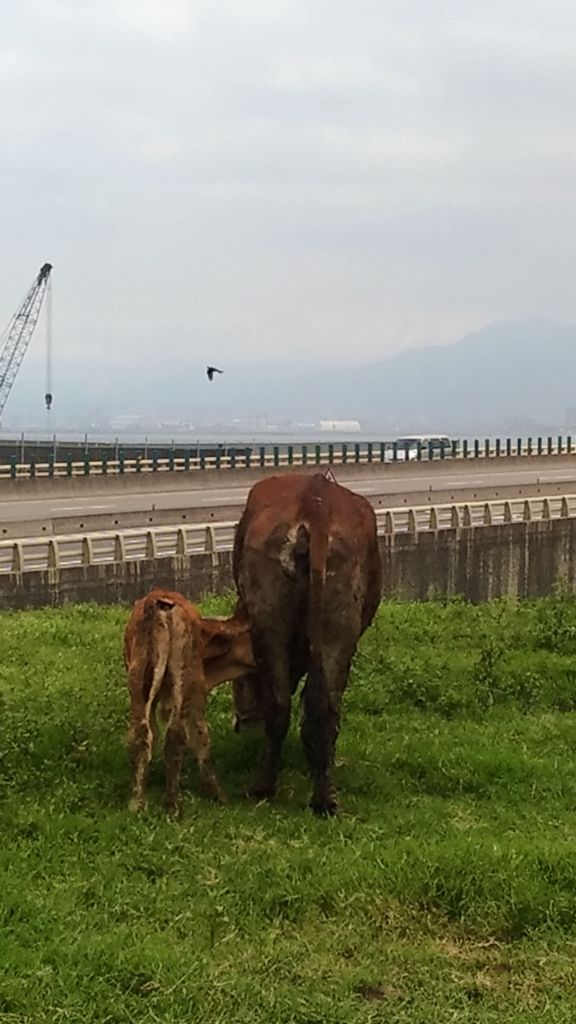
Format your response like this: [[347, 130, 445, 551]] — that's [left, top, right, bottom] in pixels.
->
[[0, 428, 387, 446]]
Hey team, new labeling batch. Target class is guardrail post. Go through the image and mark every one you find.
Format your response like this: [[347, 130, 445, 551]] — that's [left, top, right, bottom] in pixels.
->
[[230, 450, 236, 469], [81, 537, 93, 566], [367, 442, 373, 463], [342, 443, 348, 464], [523, 500, 532, 521], [135, 455, 142, 473], [354, 443, 360, 463], [84, 454, 90, 475], [503, 502, 512, 523], [463, 439, 469, 459], [287, 445, 293, 465], [561, 496, 569, 517], [183, 450, 190, 471], [427, 442, 434, 461], [392, 442, 398, 462], [12, 542, 23, 572], [463, 505, 472, 527], [273, 446, 279, 467], [542, 498, 551, 519], [66, 454, 72, 477], [315, 445, 321, 464], [450, 506, 460, 528], [407, 509, 417, 533], [451, 439, 458, 459], [302, 444, 308, 465], [102, 455, 108, 475], [114, 535, 126, 561], [152, 451, 159, 472], [474, 439, 479, 458], [484, 438, 490, 458], [29, 456, 36, 479], [547, 436, 552, 456], [379, 442, 385, 462], [119, 449, 125, 474], [259, 446, 265, 468], [200, 452, 206, 470], [506, 438, 511, 457], [558, 435, 563, 455], [9, 456, 16, 480], [244, 447, 252, 468], [517, 437, 522, 457], [527, 437, 532, 456], [168, 450, 175, 471], [47, 539, 59, 572], [483, 502, 492, 525], [429, 507, 438, 530], [48, 455, 54, 478], [568, 436, 572, 454], [495, 438, 501, 457], [537, 436, 543, 455], [384, 510, 394, 534], [440, 442, 445, 459], [328, 444, 334, 464], [205, 526, 218, 568]]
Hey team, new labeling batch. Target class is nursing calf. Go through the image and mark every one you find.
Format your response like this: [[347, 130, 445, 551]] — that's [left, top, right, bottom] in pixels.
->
[[124, 589, 255, 813], [233, 472, 382, 815]]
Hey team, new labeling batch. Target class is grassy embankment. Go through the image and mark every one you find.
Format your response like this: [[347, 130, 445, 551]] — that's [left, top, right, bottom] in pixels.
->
[[3, 594, 576, 1022]]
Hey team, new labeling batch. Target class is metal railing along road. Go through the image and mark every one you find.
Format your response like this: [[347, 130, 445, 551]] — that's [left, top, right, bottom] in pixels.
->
[[2, 494, 574, 575], [2, 434, 576, 479]]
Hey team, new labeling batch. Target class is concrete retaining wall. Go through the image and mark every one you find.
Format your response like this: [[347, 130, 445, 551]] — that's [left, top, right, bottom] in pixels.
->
[[3, 517, 575, 610]]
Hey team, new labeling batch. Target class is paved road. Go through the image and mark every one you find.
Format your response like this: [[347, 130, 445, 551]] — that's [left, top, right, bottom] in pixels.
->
[[3, 461, 576, 524]]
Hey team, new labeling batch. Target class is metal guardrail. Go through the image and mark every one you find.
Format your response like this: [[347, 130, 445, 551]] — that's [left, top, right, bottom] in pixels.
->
[[2, 494, 574, 575], [1, 434, 576, 479]]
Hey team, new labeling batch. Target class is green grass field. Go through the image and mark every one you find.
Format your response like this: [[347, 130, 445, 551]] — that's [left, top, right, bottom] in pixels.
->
[[3, 593, 576, 1022]]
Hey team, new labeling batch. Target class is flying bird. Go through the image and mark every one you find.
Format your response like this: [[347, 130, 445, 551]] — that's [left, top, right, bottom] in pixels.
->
[[206, 365, 224, 381]]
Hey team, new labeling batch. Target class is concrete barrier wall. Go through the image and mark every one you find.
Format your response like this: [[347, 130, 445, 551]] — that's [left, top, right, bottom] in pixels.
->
[[3, 517, 575, 610], [3, 452, 576, 502]]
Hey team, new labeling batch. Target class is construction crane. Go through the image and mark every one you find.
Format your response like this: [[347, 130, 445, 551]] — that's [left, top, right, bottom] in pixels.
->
[[0, 262, 53, 420]]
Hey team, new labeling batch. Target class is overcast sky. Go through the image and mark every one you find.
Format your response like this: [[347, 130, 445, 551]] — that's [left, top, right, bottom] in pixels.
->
[[2, 0, 576, 385]]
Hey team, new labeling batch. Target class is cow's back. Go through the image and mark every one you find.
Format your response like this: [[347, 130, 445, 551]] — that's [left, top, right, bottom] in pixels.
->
[[233, 472, 381, 638]]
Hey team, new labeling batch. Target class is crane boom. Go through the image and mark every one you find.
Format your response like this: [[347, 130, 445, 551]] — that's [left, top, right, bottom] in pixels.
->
[[0, 262, 53, 419]]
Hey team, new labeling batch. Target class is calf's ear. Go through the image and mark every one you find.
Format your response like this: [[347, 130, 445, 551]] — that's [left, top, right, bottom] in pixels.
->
[[201, 623, 234, 659]]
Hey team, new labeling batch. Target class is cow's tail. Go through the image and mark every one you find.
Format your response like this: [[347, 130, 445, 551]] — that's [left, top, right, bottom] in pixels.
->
[[143, 596, 174, 712], [301, 476, 332, 664]]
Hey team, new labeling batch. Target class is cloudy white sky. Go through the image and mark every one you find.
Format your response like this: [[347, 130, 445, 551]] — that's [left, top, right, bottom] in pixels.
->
[[2, 0, 576, 384]]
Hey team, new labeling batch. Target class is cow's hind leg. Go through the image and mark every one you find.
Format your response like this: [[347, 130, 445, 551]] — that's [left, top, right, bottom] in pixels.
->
[[300, 652, 351, 816], [248, 653, 292, 801], [127, 661, 163, 812]]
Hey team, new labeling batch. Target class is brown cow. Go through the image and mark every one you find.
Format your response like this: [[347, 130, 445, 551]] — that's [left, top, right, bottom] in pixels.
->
[[232, 472, 381, 815], [124, 589, 255, 813]]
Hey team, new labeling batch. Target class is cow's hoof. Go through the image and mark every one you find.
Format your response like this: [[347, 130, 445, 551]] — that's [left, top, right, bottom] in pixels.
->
[[248, 780, 276, 801], [164, 798, 182, 820], [202, 781, 228, 804], [310, 797, 338, 817]]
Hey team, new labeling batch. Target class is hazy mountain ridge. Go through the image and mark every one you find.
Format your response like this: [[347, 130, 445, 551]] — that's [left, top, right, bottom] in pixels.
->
[[5, 320, 576, 435]]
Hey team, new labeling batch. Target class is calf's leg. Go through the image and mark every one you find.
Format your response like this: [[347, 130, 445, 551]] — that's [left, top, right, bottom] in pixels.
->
[[127, 661, 164, 812]]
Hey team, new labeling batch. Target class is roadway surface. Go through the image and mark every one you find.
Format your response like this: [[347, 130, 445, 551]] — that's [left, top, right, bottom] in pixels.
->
[[3, 460, 576, 527]]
